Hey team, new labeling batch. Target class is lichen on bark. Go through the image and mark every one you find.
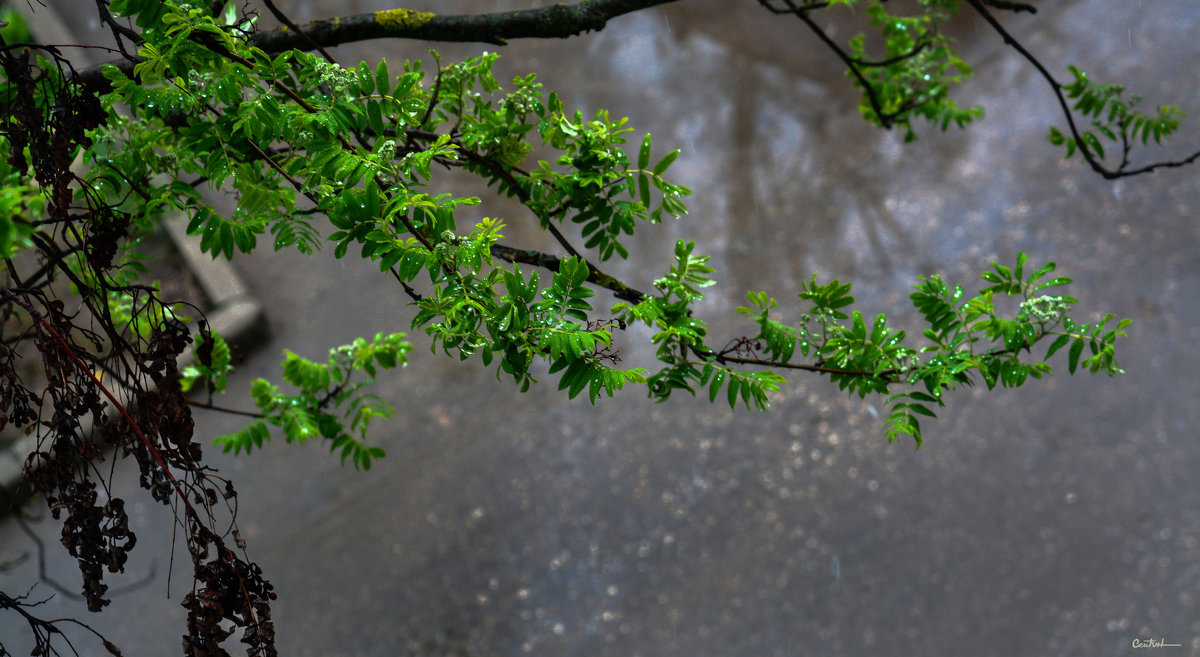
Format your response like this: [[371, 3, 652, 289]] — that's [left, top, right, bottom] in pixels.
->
[[374, 8, 435, 31]]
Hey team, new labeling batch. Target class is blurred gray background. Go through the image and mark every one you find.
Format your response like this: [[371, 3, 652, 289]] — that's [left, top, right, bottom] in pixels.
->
[[2, 1, 1198, 656]]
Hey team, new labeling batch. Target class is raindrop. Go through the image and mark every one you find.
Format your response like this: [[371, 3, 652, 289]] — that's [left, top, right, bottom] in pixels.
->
[[831, 555, 841, 581]]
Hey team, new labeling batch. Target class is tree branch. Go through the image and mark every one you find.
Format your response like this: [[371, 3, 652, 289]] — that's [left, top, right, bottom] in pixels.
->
[[490, 243, 648, 303], [254, 0, 682, 51], [73, 0, 682, 113], [260, 0, 334, 62], [758, 0, 908, 129], [979, 0, 1037, 14], [966, 0, 1200, 178]]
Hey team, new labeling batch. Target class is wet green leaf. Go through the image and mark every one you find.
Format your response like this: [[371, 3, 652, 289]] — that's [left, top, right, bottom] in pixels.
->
[[376, 58, 390, 96], [1067, 338, 1085, 374]]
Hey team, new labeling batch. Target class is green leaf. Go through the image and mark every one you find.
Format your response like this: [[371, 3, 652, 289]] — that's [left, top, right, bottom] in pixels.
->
[[1082, 131, 1105, 159], [851, 311, 867, 339], [870, 313, 887, 344], [1044, 334, 1070, 360], [376, 58, 390, 96], [1067, 337, 1085, 374], [638, 133, 651, 169], [708, 368, 726, 403], [357, 60, 374, 95], [1034, 276, 1074, 291], [367, 100, 384, 134], [653, 149, 680, 176], [908, 391, 940, 404], [1025, 261, 1056, 285], [906, 402, 937, 418]]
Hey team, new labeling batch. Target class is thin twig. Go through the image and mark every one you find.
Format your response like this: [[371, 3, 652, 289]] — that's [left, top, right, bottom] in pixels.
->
[[761, 0, 898, 128], [186, 399, 264, 418], [261, 0, 335, 62], [966, 0, 1200, 179]]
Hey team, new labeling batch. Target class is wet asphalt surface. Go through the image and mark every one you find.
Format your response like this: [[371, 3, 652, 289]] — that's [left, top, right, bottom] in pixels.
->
[[2, 1, 1199, 656]]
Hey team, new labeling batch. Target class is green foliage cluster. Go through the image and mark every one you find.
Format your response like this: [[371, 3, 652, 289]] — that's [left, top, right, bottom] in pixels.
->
[[614, 239, 789, 412], [213, 333, 411, 470], [0, 7, 33, 44], [889, 253, 1128, 443], [85, 1, 680, 439], [1048, 65, 1183, 161], [1, 0, 1144, 459], [647, 252, 1129, 447], [828, 0, 983, 140], [181, 329, 232, 392], [1, 2, 1185, 654], [0, 136, 41, 258]]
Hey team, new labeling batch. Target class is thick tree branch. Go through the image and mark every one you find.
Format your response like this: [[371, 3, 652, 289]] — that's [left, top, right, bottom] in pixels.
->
[[73, 0, 681, 105], [255, 0, 683, 50]]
